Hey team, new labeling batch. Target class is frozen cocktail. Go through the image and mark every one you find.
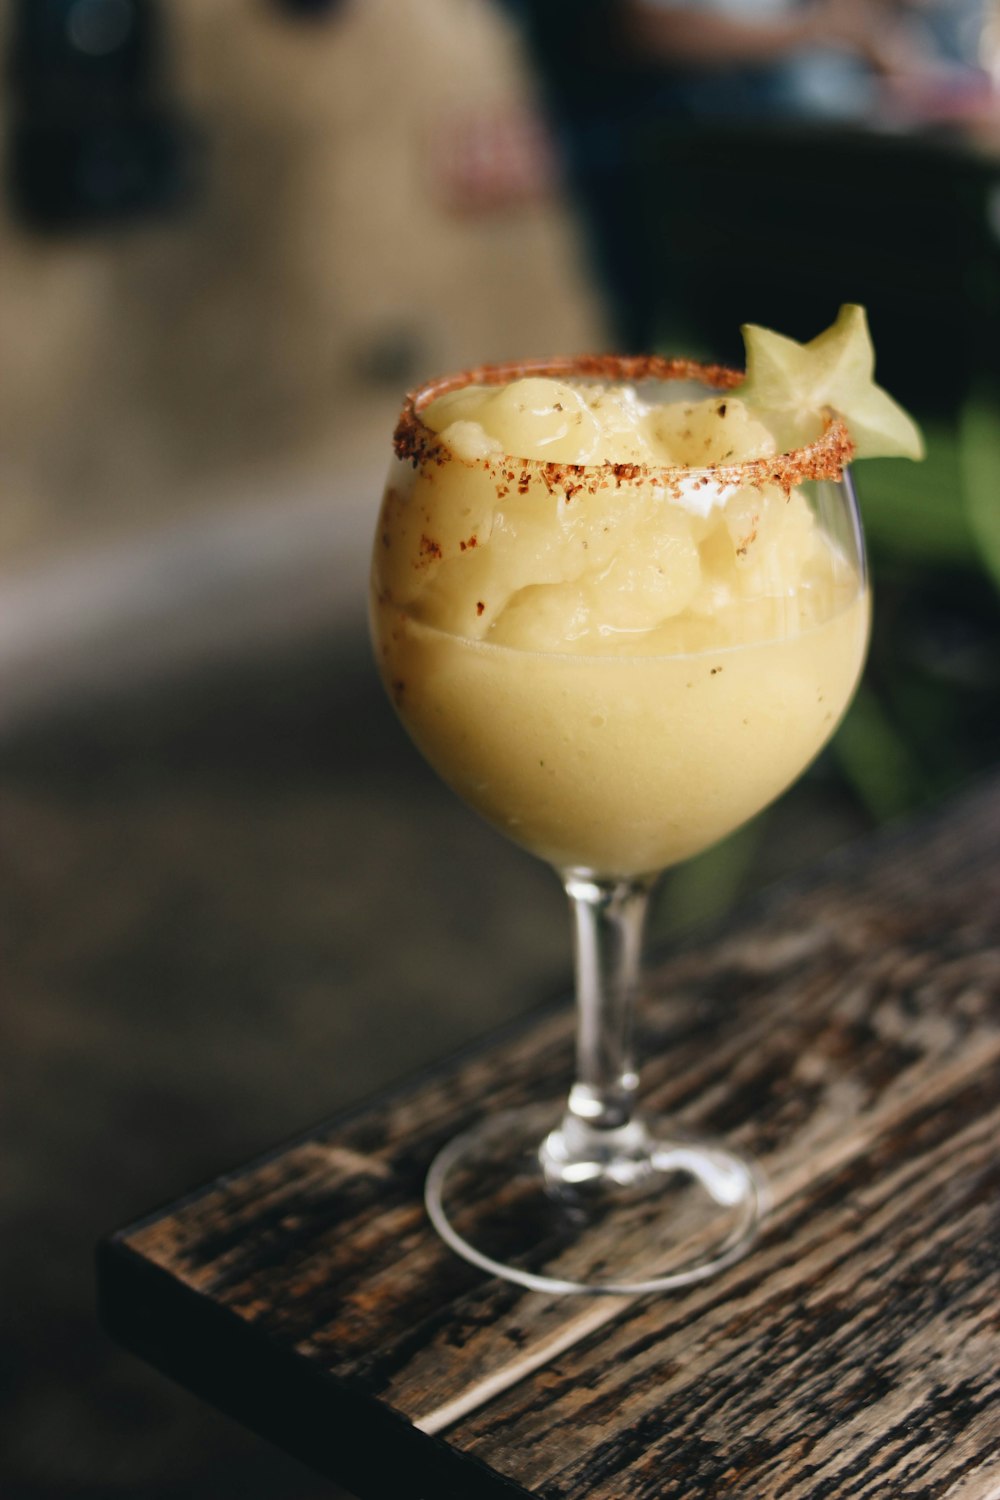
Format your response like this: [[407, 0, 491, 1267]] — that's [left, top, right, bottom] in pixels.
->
[[371, 307, 922, 1294]]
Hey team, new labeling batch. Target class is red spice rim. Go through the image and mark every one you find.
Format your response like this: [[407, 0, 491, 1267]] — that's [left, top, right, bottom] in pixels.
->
[[393, 353, 854, 492]]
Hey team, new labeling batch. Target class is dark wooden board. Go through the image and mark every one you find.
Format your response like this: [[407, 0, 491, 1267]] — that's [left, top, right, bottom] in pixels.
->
[[98, 780, 1000, 1499]]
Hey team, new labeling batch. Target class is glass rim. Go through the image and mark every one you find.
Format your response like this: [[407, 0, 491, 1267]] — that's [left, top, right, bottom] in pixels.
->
[[393, 353, 854, 492]]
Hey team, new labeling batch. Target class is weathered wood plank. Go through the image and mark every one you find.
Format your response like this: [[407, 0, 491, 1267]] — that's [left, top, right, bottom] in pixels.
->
[[101, 779, 1000, 1499], [448, 1080, 1000, 1498]]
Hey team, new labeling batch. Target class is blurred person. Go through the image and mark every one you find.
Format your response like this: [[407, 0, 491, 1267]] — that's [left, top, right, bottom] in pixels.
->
[[875, 0, 998, 121], [497, 0, 994, 348]]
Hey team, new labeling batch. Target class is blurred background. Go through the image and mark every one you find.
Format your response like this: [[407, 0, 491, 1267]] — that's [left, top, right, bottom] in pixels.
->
[[2, 2, 999, 1496]]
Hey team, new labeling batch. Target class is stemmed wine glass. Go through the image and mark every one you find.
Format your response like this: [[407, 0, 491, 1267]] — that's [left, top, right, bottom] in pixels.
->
[[371, 355, 867, 1295]]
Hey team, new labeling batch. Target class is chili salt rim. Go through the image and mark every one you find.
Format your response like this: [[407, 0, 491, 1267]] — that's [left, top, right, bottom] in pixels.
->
[[393, 353, 854, 496]]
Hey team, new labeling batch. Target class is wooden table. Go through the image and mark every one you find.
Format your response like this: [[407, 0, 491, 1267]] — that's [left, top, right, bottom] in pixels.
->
[[98, 781, 1000, 1499]]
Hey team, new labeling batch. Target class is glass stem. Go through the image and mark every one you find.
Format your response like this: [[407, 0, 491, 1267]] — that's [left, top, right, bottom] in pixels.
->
[[562, 873, 654, 1134]]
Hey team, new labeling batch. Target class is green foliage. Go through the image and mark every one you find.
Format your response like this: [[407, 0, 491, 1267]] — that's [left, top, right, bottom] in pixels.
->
[[831, 682, 929, 822], [961, 385, 1000, 593], [856, 422, 977, 568], [655, 818, 762, 939]]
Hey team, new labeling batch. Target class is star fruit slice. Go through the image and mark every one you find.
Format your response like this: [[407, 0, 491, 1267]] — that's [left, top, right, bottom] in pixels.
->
[[737, 304, 924, 461]]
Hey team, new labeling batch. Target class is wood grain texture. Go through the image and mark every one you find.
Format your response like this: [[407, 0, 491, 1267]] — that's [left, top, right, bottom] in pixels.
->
[[99, 780, 1000, 1499]]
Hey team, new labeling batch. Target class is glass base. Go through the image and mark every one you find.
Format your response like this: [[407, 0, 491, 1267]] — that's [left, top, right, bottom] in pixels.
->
[[425, 1103, 767, 1296]]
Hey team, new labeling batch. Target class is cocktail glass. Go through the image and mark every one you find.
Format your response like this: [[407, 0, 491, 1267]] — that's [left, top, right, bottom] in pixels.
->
[[371, 355, 867, 1295]]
